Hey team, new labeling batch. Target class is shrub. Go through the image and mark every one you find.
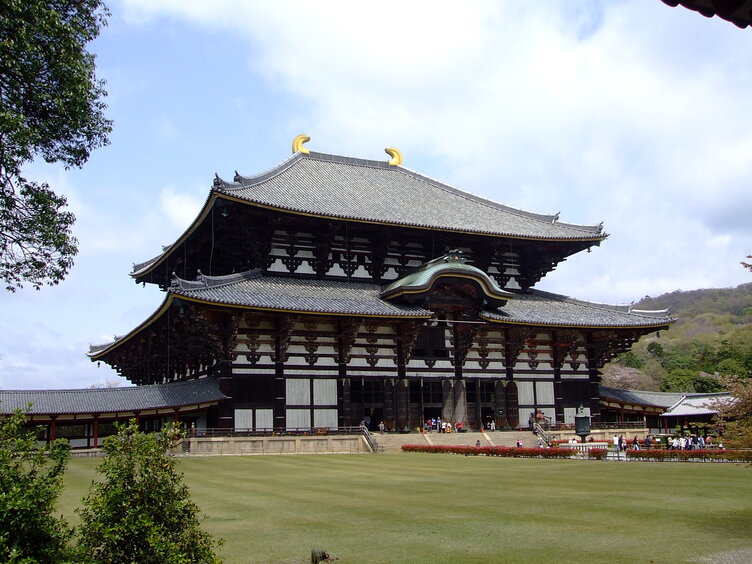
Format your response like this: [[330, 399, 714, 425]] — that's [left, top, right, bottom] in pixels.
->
[[588, 449, 608, 460], [401, 444, 576, 459], [626, 449, 752, 463], [0, 409, 74, 563], [77, 421, 222, 564]]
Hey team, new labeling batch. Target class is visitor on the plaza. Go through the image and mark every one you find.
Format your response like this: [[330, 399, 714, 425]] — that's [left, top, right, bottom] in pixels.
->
[[456, 420, 463, 433], [378, 421, 385, 432], [619, 435, 627, 451], [644, 435, 651, 449], [490, 420, 496, 432], [632, 436, 640, 450], [613, 435, 620, 455], [698, 435, 705, 449], [475, 440, 481, 447], [671, 437, 679, 450], [516, 438, 523, 447], [446, 421, 452, 433]]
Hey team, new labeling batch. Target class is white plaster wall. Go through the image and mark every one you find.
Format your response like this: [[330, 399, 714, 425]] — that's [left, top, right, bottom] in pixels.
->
[[313, 379, 337, 405], [535, 381, 555, 405], [256, 409, 273, 428], [235, 409, 253, 429], [517, 381, 535, 405], [313, 409, 338, 429], [286, 379, 310, 405], [286, 409, 311, 430]]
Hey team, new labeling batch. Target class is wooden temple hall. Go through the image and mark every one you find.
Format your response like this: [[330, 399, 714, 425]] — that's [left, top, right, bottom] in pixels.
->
[[82, 135, 673, 434]]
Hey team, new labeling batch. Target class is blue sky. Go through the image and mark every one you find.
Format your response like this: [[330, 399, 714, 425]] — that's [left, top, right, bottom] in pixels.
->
[[2, 0, 752, 390]]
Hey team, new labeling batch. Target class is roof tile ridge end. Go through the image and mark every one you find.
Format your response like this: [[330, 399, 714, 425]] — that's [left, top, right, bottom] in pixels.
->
[[174, 268, 263, 291], [228, 153, 305, 188]]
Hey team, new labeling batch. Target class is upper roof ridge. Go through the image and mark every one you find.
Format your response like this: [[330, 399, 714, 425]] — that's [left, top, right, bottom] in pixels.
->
[[222, 149, 604, 234]]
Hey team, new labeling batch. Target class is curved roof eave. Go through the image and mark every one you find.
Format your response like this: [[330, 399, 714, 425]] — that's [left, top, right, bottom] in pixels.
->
[[481, 316, 673, 331], [89, 293, 176, 359], [131, 190, 223, 279]]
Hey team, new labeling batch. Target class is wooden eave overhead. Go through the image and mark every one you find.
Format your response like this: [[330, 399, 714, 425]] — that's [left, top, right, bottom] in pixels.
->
[[661, 0, 752, 28]]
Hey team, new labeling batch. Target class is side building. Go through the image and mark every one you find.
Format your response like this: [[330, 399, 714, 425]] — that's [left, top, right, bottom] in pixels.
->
[[85, 137, 674, 434]]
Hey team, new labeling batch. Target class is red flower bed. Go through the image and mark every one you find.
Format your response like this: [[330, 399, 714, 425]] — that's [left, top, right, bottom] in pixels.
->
[[626, 449, 752, 463], [588, 448, 608, 460], [401, 444, 587, 459]]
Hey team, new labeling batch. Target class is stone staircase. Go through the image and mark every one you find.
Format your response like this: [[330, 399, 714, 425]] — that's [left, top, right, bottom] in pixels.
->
[[371, 430, 539, 453]]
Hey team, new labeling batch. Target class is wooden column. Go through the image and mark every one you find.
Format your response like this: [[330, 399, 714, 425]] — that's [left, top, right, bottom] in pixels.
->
[[585, 333, 606, 423], [441, 379, 454, 422], [453, 379, 467, 425], [383, 379, 395, 431], [339, 378, 351, 428], [395, 379, 409, 432], [551, 331, 565, 425], [92, 417, 99, 449], [495, 379, 508, 430], [272, 316, 295, 431]]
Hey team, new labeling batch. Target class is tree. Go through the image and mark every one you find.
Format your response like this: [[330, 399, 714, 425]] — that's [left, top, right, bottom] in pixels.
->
[[660, 368, 697, 393], [77, 421, 222, 564], [715, 377, 752, 449], [0, 0, 112, 291], [0, 408, 73, 563]]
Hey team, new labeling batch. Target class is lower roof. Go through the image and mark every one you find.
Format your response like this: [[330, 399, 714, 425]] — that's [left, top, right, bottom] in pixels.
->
[[599, 386, 732, 416], [0, 377, 226, 416], [90, 270, 674, 358]]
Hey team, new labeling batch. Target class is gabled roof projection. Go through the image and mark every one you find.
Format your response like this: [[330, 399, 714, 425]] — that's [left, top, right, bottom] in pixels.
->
[[214, 151, 605, 241], [381, 249, 513, 307]]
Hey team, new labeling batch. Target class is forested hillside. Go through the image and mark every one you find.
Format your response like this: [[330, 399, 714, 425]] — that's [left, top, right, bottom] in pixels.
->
[[602, 283, 752, 392]]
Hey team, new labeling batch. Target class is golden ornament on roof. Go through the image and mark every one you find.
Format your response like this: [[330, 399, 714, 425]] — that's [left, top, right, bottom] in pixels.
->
[[385, 147, 402, 166], [292, 134, 310, 154]]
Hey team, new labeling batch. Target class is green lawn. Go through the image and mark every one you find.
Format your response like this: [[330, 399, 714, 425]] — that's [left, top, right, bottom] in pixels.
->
[[60, 454, 752, 563]]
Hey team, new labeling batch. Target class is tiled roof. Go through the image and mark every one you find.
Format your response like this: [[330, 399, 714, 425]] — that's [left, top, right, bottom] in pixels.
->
[[214, 151, 606, 241], [483, 290, 674, 328], [93, 272, 674, 358], [660, 393, 733, 417], [173, 270, 433, 317], [0, 378, 226, 415], [599, 386, 686, 408]]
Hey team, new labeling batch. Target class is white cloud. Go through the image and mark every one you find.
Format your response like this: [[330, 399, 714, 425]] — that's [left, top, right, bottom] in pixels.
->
[[159, 184, 206, 230], [4, 0, 752, 391]]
